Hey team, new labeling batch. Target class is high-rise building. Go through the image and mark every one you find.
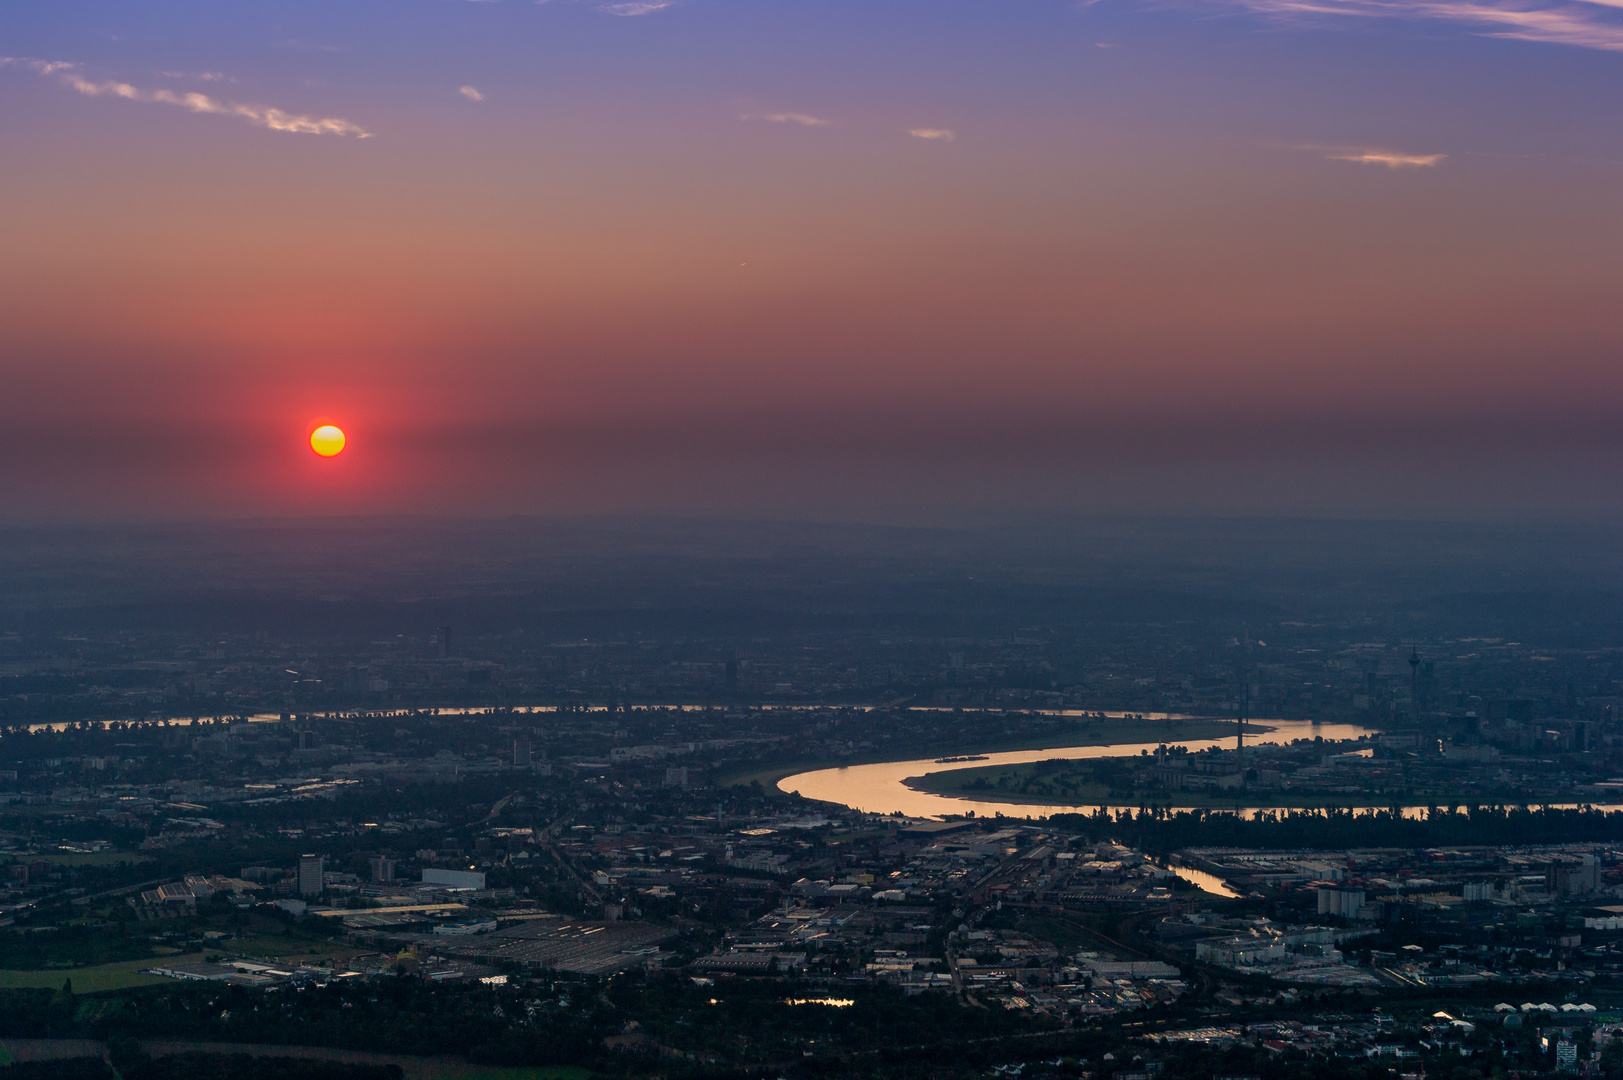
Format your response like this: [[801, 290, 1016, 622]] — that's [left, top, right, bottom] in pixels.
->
[[435, 626, 452, 659], [513, 739, 532, 768], [369, 856, 396, 883], [298, 854, 325, 897]]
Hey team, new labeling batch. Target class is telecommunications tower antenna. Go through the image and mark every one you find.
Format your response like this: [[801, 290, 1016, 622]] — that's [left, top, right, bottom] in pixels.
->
[[1237, 626, 1250, 780], [1409, 644, 1422, 724]]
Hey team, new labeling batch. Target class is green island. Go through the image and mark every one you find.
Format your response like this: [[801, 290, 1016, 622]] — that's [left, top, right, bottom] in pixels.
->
[[718, 713, 1254, 790], [903, 737, 1563, 810], [904, 747, 1396, 809]]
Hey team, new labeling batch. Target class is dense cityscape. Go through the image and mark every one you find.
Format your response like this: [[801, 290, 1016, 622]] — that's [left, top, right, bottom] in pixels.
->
[[8, 0, 1622, 1069], [4, 518, 1623, 1079]]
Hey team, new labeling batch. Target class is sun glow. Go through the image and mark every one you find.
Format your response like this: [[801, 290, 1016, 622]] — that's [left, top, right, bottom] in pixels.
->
[[309, 425, 347, 457]]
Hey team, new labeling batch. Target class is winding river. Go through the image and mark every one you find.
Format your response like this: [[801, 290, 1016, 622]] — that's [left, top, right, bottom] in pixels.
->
[[778, 718, 1382, 820]]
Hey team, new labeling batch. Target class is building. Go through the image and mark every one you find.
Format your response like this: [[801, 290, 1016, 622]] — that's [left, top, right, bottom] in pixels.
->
[[1549, 855, 1599, 896], [1556, 1039, 1578, 1071], [422, 868, 485, 890], [1196, 937, 1286, 967], [433, 919, 498, 936], [298, 854, 325, 897], [513, 739, 532, 768], [665, 766, 690, 788], [370, 856, 396, 883], [1317, 885, 1365, 918], [136, 882, 199, 914]]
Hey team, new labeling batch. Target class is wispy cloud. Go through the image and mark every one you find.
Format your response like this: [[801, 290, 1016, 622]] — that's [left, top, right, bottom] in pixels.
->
[[599, 0, 674, 14], [1219, 0, 1623, 53], [459, 85, 485, 101], [537, 0, 675, 14], [271, 39, 340, 52], [158, 70, 227, 81], [1, 57, 371, 137], [1325, 147, 1445, 167], [3, 58, 74, 76], [742, 112, 831, 127], [908, 127, 957, 141]]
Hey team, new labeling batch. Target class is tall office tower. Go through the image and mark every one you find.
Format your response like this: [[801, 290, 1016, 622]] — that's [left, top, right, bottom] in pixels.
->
[[369, 856, 396, 883], [513, 739, 532, 768], [298, 854, 325, 897]]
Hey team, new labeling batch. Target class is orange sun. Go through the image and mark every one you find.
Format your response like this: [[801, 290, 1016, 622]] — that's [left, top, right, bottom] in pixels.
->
[[309, 425, 347, 457]]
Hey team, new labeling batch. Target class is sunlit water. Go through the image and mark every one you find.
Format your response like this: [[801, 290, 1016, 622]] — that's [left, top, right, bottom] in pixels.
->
[[778, 719, 1379, 819], [1167, 865, 1240, 898], [23, 704, 1216, 734], [778, 718, 1623, 832]]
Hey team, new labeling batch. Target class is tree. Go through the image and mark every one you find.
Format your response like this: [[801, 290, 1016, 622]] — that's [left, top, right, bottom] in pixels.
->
[[51, 977, 75, 1015]]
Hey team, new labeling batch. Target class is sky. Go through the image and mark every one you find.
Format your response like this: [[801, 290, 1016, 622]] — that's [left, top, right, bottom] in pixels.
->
[[4, 0, 1623, 522]]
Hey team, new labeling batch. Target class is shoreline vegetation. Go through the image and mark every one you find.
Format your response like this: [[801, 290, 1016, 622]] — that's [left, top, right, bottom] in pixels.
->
[[901, 732, 1387, 810], [902, 751, 1392, 811], [902, 769, 1399, 810]]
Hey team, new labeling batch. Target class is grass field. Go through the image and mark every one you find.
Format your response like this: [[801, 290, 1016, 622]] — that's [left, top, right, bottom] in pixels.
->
[[0, 953, 204, 993], [453, 1068, 591, 1080], [221, 935, 364, 963], [1, 852, 151, 867]]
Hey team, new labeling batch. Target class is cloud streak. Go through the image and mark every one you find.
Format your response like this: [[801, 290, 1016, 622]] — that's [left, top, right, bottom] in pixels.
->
[[908, 127, 957, 141], [2, 57, 371, 137], [1326, 147, 1445, 167], [1220, 0, 1623, 53], [459, 85, 485, 101], [598, 1, 674, 14], [742, 112, 831, 127]]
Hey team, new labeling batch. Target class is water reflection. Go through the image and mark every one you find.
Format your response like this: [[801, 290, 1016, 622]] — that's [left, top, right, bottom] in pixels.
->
[[778, 719, 1383, 820], [1168, 865, 1240, 898], [20, 701, 889, 733]]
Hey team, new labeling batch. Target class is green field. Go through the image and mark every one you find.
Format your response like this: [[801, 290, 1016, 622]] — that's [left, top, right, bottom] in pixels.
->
[[0, 952, 203, 993], [220, 934, 365, 963], [45, 852, 151, 867], [0, 852, 150, 867], [452, 1068, 591, 1080]]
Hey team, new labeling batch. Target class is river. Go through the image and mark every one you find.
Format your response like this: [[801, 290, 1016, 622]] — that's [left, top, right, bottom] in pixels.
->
[[778, 719, 1623, 828], [777, 718, 1384, 819]]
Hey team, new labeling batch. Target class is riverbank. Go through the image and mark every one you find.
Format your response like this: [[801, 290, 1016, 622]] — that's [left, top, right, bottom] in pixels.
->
[[903, 766, 1396, 810]]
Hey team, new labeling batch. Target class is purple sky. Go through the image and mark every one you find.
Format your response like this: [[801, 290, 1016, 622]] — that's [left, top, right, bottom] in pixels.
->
[[4, 0, 1623, 520]]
